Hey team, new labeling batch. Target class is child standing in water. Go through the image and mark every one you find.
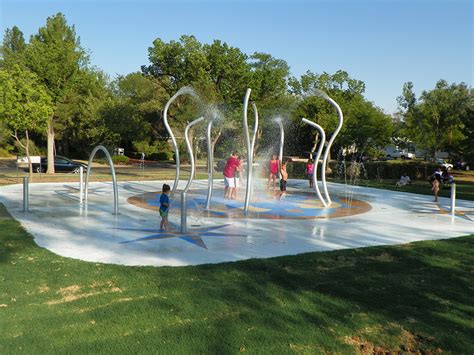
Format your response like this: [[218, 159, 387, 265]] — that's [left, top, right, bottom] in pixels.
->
[[159, 184, 171, 231], [306, 158, 314, 188], [268, 154, 279, 191], [430, 173, 441, 203], [278, 161, 288, 200]]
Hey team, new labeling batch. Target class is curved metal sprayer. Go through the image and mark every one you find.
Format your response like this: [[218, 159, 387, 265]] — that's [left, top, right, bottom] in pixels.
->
[[85, 145, 119, 215], [277, 119, 284, 179], [205, 118, 215, 210], [163, 87, 200, 196], [320, 95, 344, 205], [183, 116, 205, 193], [301, 118, 328, 207], [243, 88, 259, 213]]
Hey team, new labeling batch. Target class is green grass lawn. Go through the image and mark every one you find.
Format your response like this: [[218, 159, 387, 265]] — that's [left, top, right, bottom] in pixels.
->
[[0, 204, 473, 353]]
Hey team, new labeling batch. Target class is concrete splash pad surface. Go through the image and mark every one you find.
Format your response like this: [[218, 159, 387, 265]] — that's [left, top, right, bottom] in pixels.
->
[[0, 179, 472, 267]]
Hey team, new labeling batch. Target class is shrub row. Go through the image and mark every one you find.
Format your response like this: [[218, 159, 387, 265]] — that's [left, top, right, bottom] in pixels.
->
[[286, 160, 439, 181]]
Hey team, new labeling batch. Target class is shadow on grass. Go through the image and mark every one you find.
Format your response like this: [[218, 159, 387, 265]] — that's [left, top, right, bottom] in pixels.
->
[[184, 236, 474, 352]]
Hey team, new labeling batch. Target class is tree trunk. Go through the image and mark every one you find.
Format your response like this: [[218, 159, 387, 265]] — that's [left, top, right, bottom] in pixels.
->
[[12, 130, 33, 181], [310, 132, 320, 158], [47, 118, 55, 174], [208, 129, 222, 170], [25, 130, 33, 181]]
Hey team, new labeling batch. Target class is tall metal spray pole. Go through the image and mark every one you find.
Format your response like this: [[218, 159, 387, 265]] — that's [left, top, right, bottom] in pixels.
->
[[302, 118, 328, 207], [320, 96, 344, 205]]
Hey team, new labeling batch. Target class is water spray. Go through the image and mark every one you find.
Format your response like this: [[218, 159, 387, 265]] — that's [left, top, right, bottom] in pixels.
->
[[205, 117, 215, 210], [183, 116, 205, 193], [276, 117, 285, 179]]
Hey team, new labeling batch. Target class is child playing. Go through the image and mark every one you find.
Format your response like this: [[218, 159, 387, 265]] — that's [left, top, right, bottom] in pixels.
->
[[277, 161, 288, 200], [430, 174, 441, 203], [268, 154, 279, 191], [159, 184, 171, 231], [396, 172, 411, 187], [306, 159, 314, 188]]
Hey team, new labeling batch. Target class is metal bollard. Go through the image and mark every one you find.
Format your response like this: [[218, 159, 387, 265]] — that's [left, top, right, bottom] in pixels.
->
[[79, 166, 84, 204], [23, 176, 29, 212], [450, 183, 456, 218], [181, 192, 187, 233]]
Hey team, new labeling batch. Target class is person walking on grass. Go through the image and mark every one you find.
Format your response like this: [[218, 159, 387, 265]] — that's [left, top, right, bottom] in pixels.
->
[[159, 184, 171, 231], [268, 154, 279, 191]]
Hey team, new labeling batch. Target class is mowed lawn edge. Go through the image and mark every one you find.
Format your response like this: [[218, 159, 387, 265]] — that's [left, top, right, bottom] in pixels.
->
[[0, 204, 473, 354]]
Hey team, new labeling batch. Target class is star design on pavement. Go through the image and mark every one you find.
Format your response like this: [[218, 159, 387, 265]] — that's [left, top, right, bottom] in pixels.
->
[[117, 224, 250, 249]]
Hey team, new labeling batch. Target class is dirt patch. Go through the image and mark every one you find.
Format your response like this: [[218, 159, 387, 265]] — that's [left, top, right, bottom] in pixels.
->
[[37, 284, 50, 293], [369, 252, 395, 262], [46, 283, 122, 305]]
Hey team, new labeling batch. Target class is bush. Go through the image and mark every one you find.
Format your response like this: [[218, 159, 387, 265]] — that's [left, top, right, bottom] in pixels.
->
[[112, 155, 129, 165], [0, 148, 13, 157], [153, 151, 171, 161], [361, 161, 437, 181], [286, 160, 438, 181]]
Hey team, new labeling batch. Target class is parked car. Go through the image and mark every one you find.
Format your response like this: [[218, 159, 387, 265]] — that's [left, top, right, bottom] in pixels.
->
[[434, 158, 453, 171], [29, 156, 88, 173], [387, 149, 415, 159]]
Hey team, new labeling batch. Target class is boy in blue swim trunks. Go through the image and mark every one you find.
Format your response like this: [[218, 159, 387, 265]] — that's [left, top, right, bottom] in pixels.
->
[[159, 184, 171, 231]]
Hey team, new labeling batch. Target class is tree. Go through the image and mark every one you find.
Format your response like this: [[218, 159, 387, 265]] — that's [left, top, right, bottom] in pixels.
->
[[102, 72, 168, 154], [288, 70, 389, 158], [55, 68, 113, 156], [0, 26, 26, 69], [24, 12, 88, 173], [398, 80, 470, 158], [0, 65, 53, 178]]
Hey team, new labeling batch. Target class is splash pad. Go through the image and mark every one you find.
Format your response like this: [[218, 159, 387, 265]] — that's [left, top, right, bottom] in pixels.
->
[[128, 183, 372, 220], [1, 86, 472, 267]]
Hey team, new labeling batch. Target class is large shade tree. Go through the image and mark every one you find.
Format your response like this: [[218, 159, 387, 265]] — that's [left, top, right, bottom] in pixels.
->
[[289, 70, 391, 157], [0, 65, 53, 178], [23, 12, 88, 173], [397, 80, 471, 158]]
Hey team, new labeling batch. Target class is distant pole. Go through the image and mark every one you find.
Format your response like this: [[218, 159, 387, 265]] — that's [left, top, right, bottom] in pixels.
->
[[450, 183, 456, 219], [181, 192, 187, 233], [79, 166, 84, 204], [278, 120, 284, 179], [23, 176, 29, 212]]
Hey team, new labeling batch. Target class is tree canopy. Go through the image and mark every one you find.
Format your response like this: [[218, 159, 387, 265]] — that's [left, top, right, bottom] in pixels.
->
[[0, 12, 470, 164]]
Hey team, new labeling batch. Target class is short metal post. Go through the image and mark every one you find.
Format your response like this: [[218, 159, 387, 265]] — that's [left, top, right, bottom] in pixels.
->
[[79, 166, 84, 204], [23, 176, 29, 212], [450, 183, 456, 218], [181, 192, 187, 233]]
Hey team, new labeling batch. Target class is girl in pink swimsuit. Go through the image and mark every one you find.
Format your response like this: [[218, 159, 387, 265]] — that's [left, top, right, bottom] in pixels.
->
[[268, 154, 279, 191]]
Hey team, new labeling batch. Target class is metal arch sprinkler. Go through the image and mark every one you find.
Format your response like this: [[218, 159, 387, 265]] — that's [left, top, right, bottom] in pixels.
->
[[242, 88, 259, 214], [183, 116, 205, 193], [320, 95, 344, 205], [276, 118, 284, 179], [301, 118, 328, 207], [205, 117, 216, 210], [163, 87, 200, 196], [84, 145, 119, 215]]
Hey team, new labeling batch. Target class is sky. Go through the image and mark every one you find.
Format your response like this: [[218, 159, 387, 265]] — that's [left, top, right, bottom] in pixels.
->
[[0, 0, 472, 114]]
